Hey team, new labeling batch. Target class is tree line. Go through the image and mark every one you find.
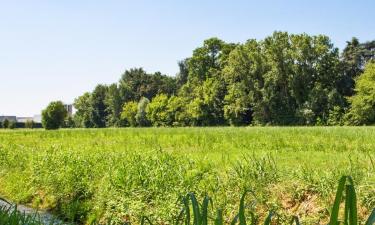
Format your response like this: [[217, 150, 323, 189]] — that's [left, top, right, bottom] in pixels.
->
[[41, 32, 375, 129]]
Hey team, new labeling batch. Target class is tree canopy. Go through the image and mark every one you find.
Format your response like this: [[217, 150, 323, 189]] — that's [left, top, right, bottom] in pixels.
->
[[42, 101, 67, 130], [63, 32, 375, 128]]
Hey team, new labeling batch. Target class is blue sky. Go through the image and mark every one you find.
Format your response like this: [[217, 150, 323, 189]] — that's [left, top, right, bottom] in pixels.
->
[[1, 0, 374, 116]]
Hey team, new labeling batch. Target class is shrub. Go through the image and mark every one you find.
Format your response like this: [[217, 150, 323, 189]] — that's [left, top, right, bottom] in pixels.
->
[[2, 119, 9, 129], [42, 101, 67, 130], [25, 120, 35, 129], [121, 101, 138, 127]]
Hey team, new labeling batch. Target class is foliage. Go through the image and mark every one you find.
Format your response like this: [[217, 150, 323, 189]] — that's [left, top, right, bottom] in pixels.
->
[[90, 84, 108, 128], [73, 92, 94, 128], [121, 101, 138, 127], [146, 94, 172, 126], [119, 68, 177, 102], [136, 97, 151, 126], [105, 83, 123, 127], [2, 119, 9, 129], [64, 33, 375, 127], [346, 62, 375, 125], [25, 120, 35, 129], [64, 116, 75, 128], [8, 120, 16, 129], [0, 205, 57, 225], [0, 127, 374, 224], [340, 38, 375, 96], [41, 101, 67, 130]]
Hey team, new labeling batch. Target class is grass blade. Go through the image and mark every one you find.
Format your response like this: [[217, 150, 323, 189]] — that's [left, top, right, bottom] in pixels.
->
[[214, 209, 223, 225], [365, 209, 375, 225], [329, 176, 347, 225], [263, 212, 274, 225]]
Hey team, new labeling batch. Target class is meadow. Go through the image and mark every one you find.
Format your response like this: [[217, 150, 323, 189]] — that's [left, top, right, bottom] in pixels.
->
[[0, 127, 374, 224]]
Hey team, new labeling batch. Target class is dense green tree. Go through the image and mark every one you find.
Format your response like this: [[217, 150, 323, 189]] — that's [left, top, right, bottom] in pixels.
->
[[64, 116, 76, 128], [223, 39, 265, 125], [345, 62, 375, 125], [2, 119, 9, 129], [185, 78, 226, 126], [42, 101, 67, 130], [105, 83, 123, 127], [187, 38, 236, 83], [136, 97, 151, 127], [167, 95, 190, 126], [69, 33, 375, 127], [176, 59, 189, 88], [224, 83, 252, 126], [73, 92, 94, 128], [119, 68, 177, 102], [91, 84, 108, 128], [121, 101, 138, 127], [146, 94, 172, 126], [340, 38, 375, 96]]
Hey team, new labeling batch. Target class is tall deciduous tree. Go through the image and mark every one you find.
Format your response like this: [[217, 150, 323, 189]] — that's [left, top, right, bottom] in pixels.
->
[[136, 97, 150, 127], [105, 83, 123, 127], [121, 101, 138, 127], [345, 62, 375, 125], [42, 101, 67, 130], [73, 92, 93, 128], [91, 84, 108, 128], [146, 94, 172, 126]]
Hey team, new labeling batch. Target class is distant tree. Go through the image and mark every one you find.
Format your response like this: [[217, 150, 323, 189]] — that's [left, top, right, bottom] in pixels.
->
[[2, 119, 9, 129], [68, 32, 373, 127], [119, 68, 177, 102], [187, 38, 236, 83], [64, 116, 75, 128], [340, 37, 375, 96], [136, 97, 150, 127], [25, 120, 34, 129], [146, 94, 172, 126], [327, 106, 345, 126], [8, 120, 16, 129], [224, 83, 252, 126], [345, 62, 375, 125], [176, 59, 189, 88], [121, 101, 138, 127], [91, 84, 108, 128], [42, 101, 67, 130], [73, 92, 93, 128], [223, 39, 265, 125], [105, 83, 123, 127], [167, 95, 190, 126]]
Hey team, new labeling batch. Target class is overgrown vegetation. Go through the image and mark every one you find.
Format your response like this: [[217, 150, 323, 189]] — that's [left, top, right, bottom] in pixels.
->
[[0, 127, 374, 224], [1, 176, 374, 224], [64, 34, 375, 129]]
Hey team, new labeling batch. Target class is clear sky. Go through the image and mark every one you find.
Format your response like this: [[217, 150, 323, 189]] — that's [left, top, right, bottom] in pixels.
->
[[1, 0, 374, 117]]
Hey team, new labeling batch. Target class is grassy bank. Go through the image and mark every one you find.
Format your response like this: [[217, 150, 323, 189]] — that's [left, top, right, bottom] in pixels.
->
[[0, 127, 374, 224]]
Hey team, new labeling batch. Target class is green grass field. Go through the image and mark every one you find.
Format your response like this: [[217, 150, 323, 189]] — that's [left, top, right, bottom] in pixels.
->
[[0, 127, 374, 224]]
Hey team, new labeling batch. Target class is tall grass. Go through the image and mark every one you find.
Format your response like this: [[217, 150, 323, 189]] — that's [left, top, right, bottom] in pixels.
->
[[136, 176, 374, 225], [0, 127, 374, 223], [1, 177, 375, 224], [0, 206, 46, 225]]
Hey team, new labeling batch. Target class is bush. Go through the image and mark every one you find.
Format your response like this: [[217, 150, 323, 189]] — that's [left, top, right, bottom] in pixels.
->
[[2, 119, 9, 129], [8, 121, 16, 129], [136, 97, 150, 127], [345, 62, 375, 125], [146, 94, 172, 126], [121, 101, 138, 127], [42, 101, 67, 130], [25, 120, 35, 129]]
